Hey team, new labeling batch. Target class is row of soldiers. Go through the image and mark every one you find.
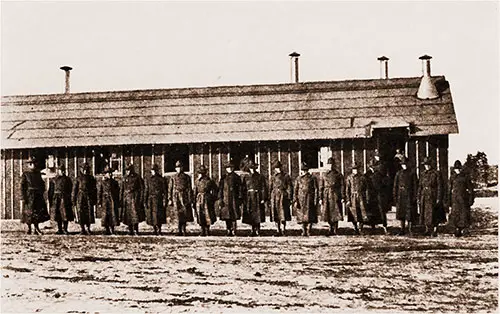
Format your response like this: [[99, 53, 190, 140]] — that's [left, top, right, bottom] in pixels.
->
[[20, 153, 474, 237]]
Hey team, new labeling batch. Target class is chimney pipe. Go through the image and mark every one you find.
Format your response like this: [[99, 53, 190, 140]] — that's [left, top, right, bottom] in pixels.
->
[[60, 66, 73, 94], [289, 52, 300, 83], [377, 56, 389, 79], [416, 55, 439, 100]]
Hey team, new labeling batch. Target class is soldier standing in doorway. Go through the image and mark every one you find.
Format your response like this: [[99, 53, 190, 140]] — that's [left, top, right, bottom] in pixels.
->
[[168, 161, 194, 236], [145, 164, 167, 235], [241, 160, 268, 236], [319, 157, 344, 236], [294, 162, 319, 236], [218, 161, 242, 236], [98, 166, 120, 235], [120, 164, 144, 235], [418, 157, 446, 236], [345, 163, 368, 235], [393, 156, 418, 235], [21, 156, 50, 235], [449, 160, 475, 237], [194, 165, 218, 236], [364, 162, 389, 234], [72, 163, 97, 235], [48, 164, 74, 235], [269, 160, 293, 236]]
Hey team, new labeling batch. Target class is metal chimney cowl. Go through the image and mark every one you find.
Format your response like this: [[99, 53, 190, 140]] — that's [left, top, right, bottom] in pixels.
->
[[417, 55, 439, 100]]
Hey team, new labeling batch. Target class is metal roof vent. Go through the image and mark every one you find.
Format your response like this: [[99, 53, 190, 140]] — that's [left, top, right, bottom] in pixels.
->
[[60, 66, 73, 94], [417, 55, 439, 100], [289, 52, 300, 83], [377, 56, 389, 79]]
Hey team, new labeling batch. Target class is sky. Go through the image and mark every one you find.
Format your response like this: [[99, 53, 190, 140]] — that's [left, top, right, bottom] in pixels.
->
[[1, 1, 499, 164]]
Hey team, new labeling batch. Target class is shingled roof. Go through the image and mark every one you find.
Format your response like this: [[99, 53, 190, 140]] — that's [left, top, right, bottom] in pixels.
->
[[1, 76, 458, 149]]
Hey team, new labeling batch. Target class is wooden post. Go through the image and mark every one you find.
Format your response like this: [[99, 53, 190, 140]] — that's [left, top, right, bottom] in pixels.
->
[[161, 146, 165, 174], [256, 143, 261, 173], [140, 147, 144, 177], [10, 151, 14, 220], [209, 144, 213, 179], [278, 143, 281, 161], [340, 140, 344, 175], [189, 145, 194, 186], [436, 146, 440, 171], [288, 142, 292, 176], [268, 146, 271, 179], [298, 143, 302, 171], [363, 139, 367, 173], [416, 140, 420, 176], [152, 144, 155, 165], [74, 152, 78, 178], [218, 146, 222, 181]]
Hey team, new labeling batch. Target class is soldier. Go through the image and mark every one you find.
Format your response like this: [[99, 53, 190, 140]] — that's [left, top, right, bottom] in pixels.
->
[[269, 160, 293, 236], [364, 162, 388, 234], [449, 160, 475, 237], [168, 160, 194, 236], [294, 162, 319, 236], [98, 166, 120, 235], [194, 165, 218, 236], [345, 163, 368, 235], [218, 161, 242, 236], [48, 164, 74, 235], [72, 163, 97, 235], [241, 160, 268, 236], [145, 164, 167, 235], [393, 156, 418, 235], [418, 157, 445, 236], [319, 157, 344, 236], [120, 164, 144, 235], [20, 156, 50, 235]]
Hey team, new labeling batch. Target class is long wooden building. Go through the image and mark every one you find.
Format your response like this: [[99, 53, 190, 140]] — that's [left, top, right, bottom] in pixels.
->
[[0, 56, 458, 219]]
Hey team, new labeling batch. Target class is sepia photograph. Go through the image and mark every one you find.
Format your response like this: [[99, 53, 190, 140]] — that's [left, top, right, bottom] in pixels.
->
[[1, 1, 498, 313]]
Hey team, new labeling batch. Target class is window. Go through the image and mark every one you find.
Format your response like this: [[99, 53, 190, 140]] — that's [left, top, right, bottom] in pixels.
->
[[164, 144, 190, 173], [301, 143, 331, 170], [229, 142, 256, 171]]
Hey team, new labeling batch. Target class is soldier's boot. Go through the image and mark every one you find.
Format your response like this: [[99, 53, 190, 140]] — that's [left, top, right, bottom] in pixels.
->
[[35, 224, 43, 235], [157, 225, 162, 236], [251, 226, 257, 237], [462, 228, 470, 237], [301, 223, 309, 237], [200, 226, 206, 236], [80, 224, 88, 235], [86, 224, 92, 235], [308, 223, 313, 236], [182, 224, 187, 236], [432, 226, 438, 237], [56, 222, 64, 235], [407, 222, 413, 236], [105, 227, 111, 235], [328, 223, 335, 236], [382, 224, 388, 235], [282, 222, 287, 236], [353, 223, 360, 235], [134, 223, 139, 236], [398, 221, 406, 236], [27, 224, 32, 235], [276, 222, 283, 236], [153, 226, 158, 236], [206, 226, 211, 236], [424, 226, 431, 236], [454, 228, 462, 237], [359, 223, 364, 235], [63, 221, 69, 235], [110, 226, 115, 235], [233, 221, 237, 236], [225, 221, 232, 236], [177, 223, 183, 236], [128, 225, 135, 236]]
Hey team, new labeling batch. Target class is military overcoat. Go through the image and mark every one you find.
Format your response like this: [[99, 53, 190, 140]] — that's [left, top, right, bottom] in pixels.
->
[[144, 173, 167, 226], [393, 168, 418, 223], [194, 175, 218, 226], [319, 169, 344, 223], [218, 172, 242, 221], [345, 172, 368, 223], [293, 173, 319, 224], [449, 172, 475, 228], [98, 177, 120, 227], [168, 172, 194, 224], [120, 172, 145, 226], [418, 168, 446, 227], [48, 174, 74, 222], [20, 169, 50, 224], [269, 172, 293, 222], [73, 174, 97, 225], [241, 171, 268, 225]]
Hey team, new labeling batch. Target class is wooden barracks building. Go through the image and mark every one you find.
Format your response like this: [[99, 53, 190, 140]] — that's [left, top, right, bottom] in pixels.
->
[[0, 54, 458, 219]]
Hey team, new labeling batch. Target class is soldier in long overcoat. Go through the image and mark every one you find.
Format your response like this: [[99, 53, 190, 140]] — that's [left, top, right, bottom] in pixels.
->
[[364, 162, 388, 234], [345, 163, 368, 235], [294, 162, 319, 236], [393, 156, 418, 235], [449, 160, 475, 237], [145, 164, 167, 235], [269, 160, 293, 236], [120, 164, 144, 235], [218, 161, 242, 236], [193, 165, 218, 236], [368, 162, 390, 234], [21, 157, 50, 235], [48, 164, 74, 234], [319, 157, 344, 236], [98, 166, 120, 235], [168, 160, 194, 236], [418, 157, 445, 236], [72, 163, 97, 235], [241, 160, 268, 236]]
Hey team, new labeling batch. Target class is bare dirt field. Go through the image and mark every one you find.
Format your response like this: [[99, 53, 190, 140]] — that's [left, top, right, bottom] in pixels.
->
[[1, 197, 498, 313]]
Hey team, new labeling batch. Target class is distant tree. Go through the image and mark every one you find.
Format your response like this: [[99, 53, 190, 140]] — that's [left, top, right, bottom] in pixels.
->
[[463, 151, 490, 187]]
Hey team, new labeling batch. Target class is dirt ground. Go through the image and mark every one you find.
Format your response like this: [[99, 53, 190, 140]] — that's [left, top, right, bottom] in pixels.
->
[[1, 198, 498, 313]]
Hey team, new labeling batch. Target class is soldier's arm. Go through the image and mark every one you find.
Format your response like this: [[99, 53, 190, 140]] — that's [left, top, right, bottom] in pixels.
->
[[293, 179, 299, 204], [467, 176, 475, 206], [340, 174, 346, 201], [72, 178, 79, 205], [314, 176, 319, 206], [392, 172, 399, 201], [319, 175, 325, 201], [286, 175, 293, 200], [262, 176, 269, 202], [436, 171, 443, 204]]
